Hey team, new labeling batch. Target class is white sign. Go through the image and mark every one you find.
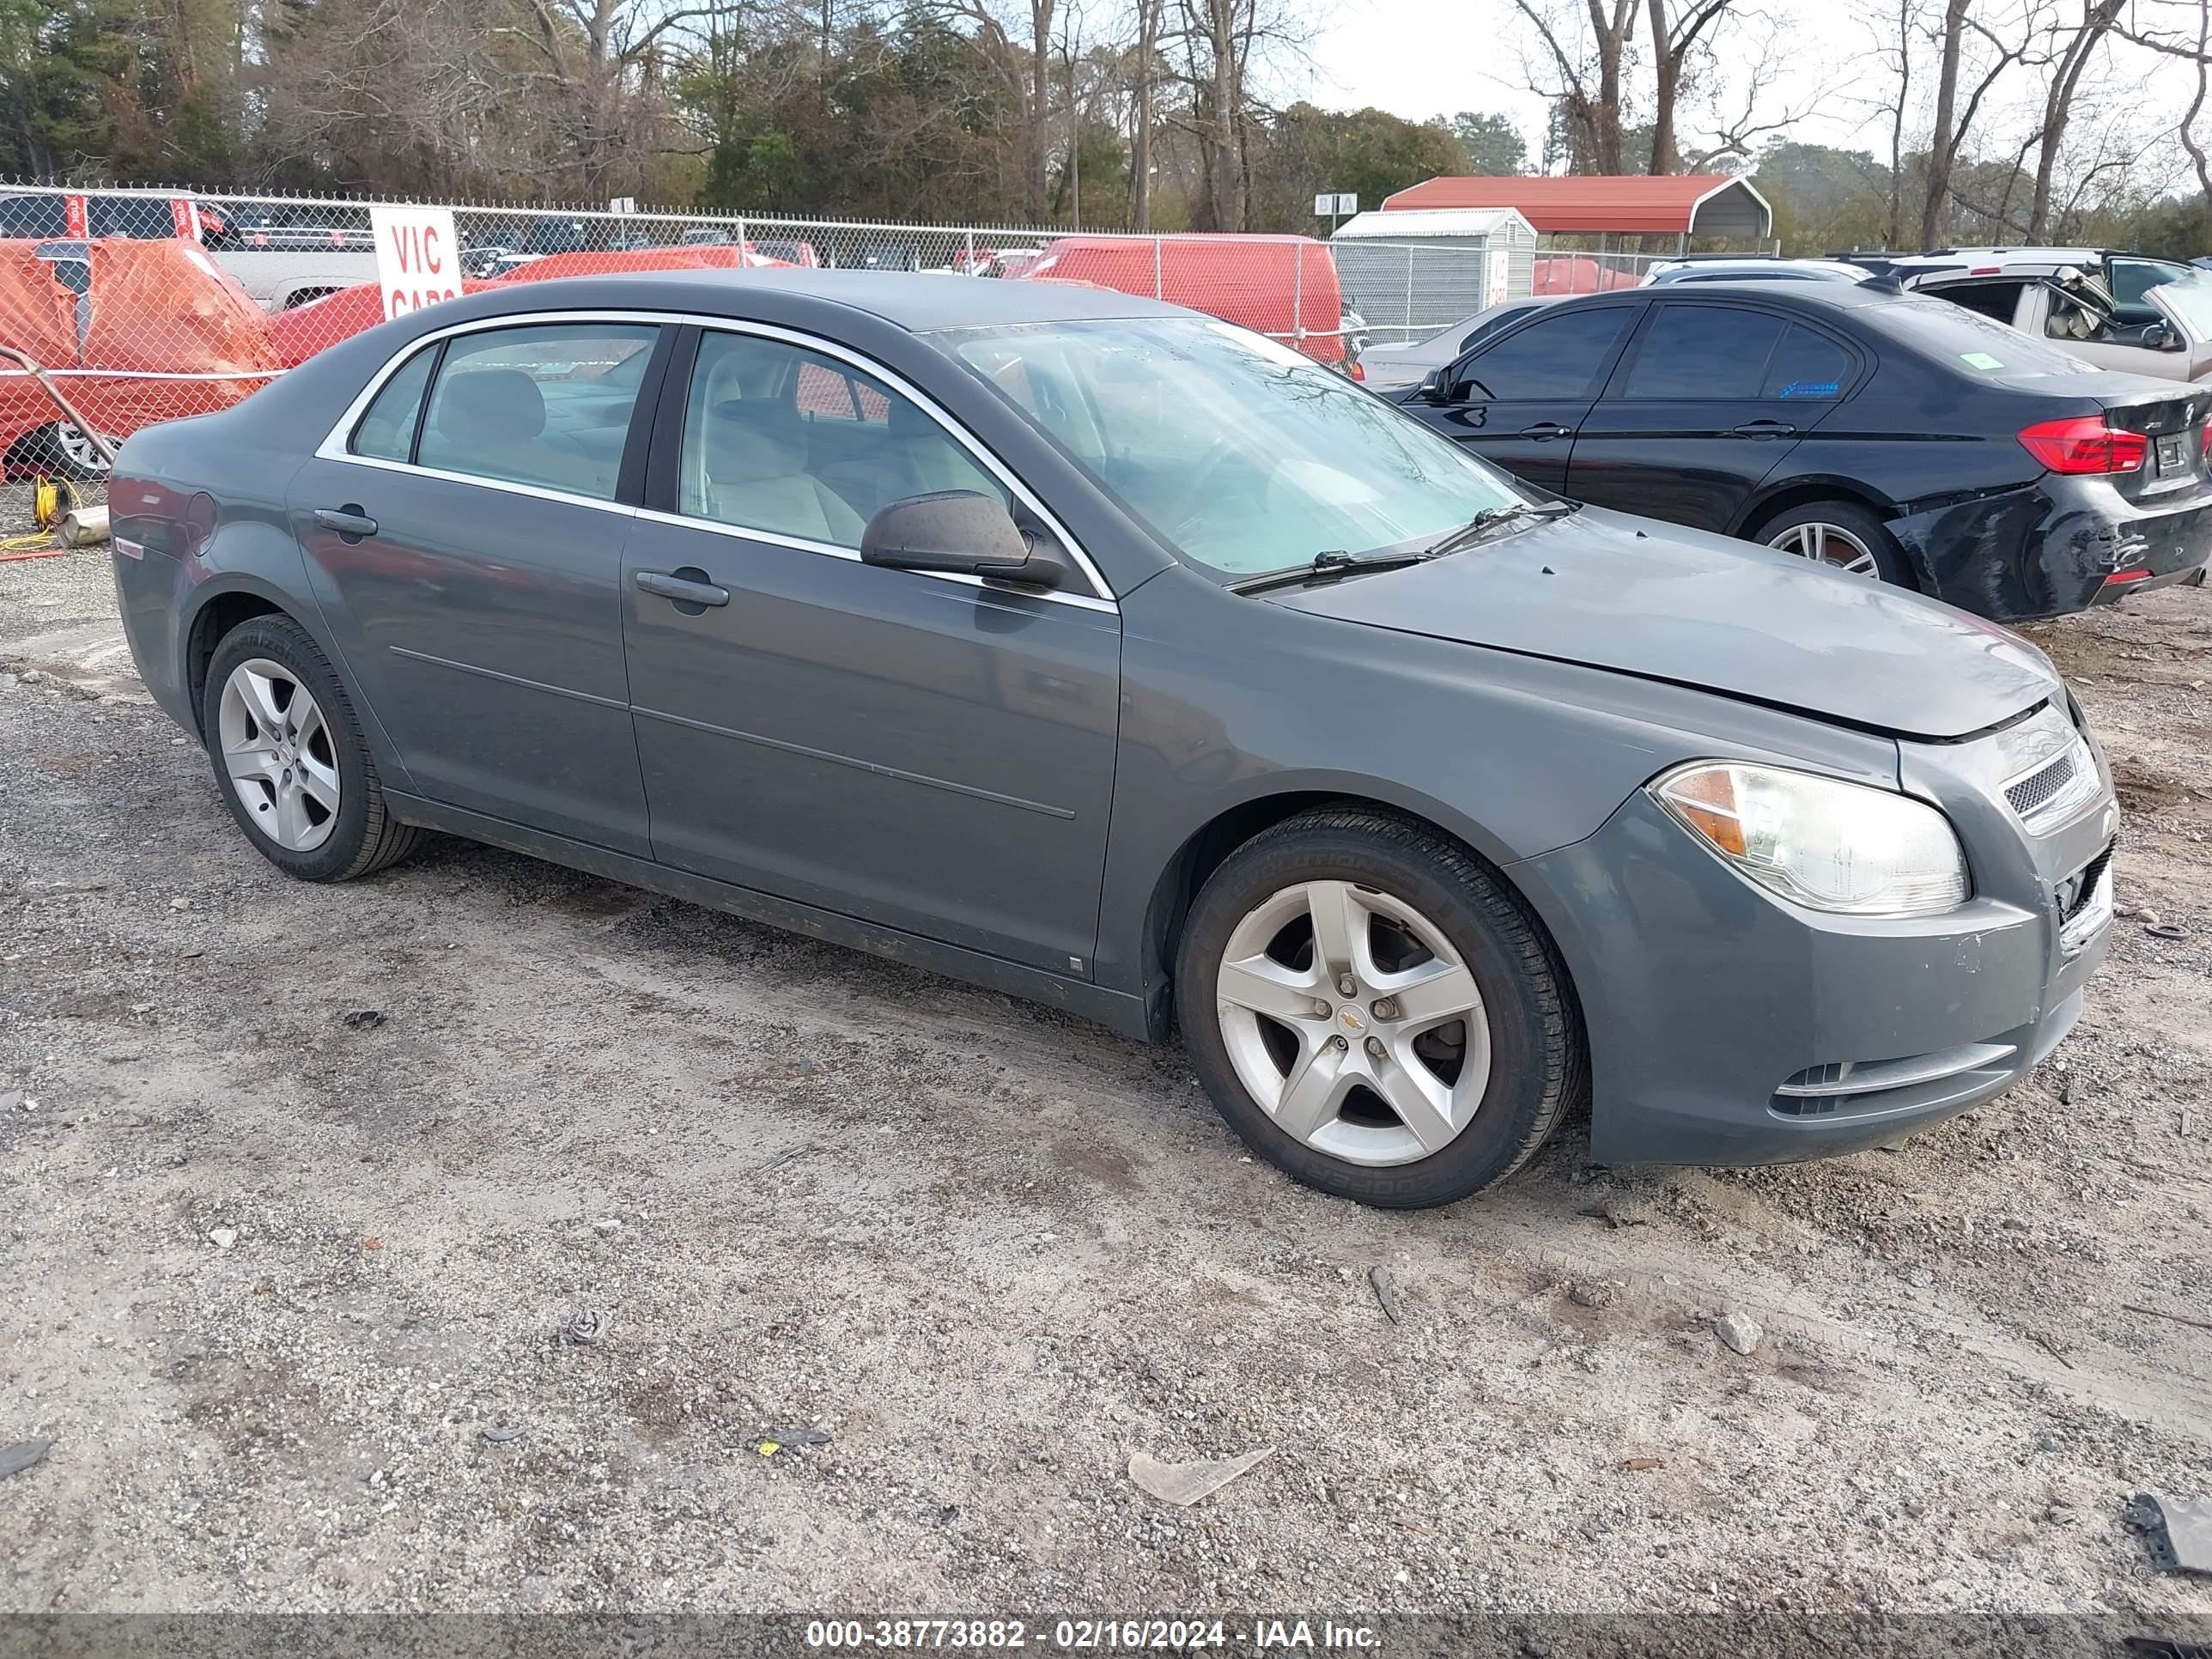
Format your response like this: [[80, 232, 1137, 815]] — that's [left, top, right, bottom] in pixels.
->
[[1315, 192, 1358, 216], [369, 204, 464, 321], [1334, 193, 1358, 216], [609, 196, 636, 215], [1486, 251, 1511, 308]]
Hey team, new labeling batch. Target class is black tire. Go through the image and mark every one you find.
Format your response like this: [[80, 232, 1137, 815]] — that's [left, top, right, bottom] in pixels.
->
[[199, 613, 424, 882], [8, 422, 110, 484], [1174, 805, 1583, 1209], [1752, 498, 1912, 588]]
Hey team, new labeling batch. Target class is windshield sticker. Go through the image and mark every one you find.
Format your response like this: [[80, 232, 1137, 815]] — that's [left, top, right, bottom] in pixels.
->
[[1960, 350, 2007, 371]]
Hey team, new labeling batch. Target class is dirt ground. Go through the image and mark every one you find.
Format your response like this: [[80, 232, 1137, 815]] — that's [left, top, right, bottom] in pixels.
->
[[1, 483, 2208, 1633]]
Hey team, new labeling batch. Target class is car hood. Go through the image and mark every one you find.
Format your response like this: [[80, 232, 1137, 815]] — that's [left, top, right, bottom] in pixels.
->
[[1272, 506, 2063, 741]]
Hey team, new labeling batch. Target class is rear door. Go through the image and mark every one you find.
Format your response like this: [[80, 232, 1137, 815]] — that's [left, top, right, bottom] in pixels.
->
[[1565, 301, 1857, 532], [1399, 302, 1637, 491], [289, 316, 666, 854]]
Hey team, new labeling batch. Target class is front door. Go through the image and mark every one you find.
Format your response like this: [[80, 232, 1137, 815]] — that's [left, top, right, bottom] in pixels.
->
[[1399, 301, 1638, 491], [620, 325, 1121, 975], [289, 318, 665, 854], [1566, 301, 1853, 532]]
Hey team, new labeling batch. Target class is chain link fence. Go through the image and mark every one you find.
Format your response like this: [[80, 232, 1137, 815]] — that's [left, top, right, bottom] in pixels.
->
[[1531, 249, 1668, 295], [0, 182, 1492, 521]]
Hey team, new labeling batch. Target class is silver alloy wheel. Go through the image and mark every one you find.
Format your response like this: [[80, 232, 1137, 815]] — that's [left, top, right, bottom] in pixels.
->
[[1767, 520, 1879, 576], [1213, 878, 1492, 1167], [216, 658, 340, 852], [52, 422, 111, 476]]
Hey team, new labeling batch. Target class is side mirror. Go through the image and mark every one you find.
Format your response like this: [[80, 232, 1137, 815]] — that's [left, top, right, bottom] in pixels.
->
[[1414, 368, 1449, 403], [860, 491, 1067, 589], [2145, 322, 2181, 351]]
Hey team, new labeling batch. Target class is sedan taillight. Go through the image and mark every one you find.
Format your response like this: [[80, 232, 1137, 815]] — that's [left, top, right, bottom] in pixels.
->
[[2018, 416, 2148, 475]]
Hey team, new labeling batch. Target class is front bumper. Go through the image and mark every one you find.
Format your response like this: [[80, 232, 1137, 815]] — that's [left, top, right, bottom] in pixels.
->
[[1515, 741, 2118, 1166]]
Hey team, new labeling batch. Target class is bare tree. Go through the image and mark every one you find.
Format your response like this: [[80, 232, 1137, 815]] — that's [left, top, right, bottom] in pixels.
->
[[1512, 0, 1640, 173], [1131, 0, 1162, 226], [1919, 0, 1972, 245], [1645, 0, 1736, 173], [2024, 0, 2126, 236], [942, 0, 1060, 222]]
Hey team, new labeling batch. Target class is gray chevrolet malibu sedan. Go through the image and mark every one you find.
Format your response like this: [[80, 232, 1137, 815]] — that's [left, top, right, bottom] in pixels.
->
[[107, 272, 2118, 1208]]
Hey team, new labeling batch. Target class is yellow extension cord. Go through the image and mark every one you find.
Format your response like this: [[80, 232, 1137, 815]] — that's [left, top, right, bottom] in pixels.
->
[[3, 475, 77, 555]]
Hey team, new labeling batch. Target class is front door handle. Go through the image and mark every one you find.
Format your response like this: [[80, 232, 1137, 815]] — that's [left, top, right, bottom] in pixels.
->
[[1732, 420, 1798, 439], [313, 505, 377, 542], [1520, 422, 1574, 441], [635, 568, 730, 610]]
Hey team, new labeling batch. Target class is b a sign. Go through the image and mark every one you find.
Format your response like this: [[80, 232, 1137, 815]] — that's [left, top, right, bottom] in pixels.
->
[[369, 205, 464, 320]]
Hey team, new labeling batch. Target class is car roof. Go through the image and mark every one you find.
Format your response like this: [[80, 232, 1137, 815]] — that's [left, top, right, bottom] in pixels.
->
[[1557, 279, 1903, 313], [459, 267, 1188, 329]]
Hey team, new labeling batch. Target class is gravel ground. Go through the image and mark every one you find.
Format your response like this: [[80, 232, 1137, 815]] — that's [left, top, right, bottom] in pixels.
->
[[1, 478, 2208, 1630]]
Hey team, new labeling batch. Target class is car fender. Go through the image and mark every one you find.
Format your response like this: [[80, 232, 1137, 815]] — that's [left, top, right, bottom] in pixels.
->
[[174, 530, 421, 794]]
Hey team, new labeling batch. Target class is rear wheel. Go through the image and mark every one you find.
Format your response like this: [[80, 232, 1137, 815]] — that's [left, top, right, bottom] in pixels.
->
[[1756, 499, 1909, 586], [200, 614, 423, 882], [8, 421, 112, 483], [1174, 807, 1581, 1209]]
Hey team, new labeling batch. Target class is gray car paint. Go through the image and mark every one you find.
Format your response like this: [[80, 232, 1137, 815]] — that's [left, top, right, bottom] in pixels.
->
[[108, 270, 2118, 1167]]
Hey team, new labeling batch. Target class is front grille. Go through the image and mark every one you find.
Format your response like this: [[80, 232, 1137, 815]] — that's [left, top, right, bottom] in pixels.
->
[[2007, 750, 2078, 817], [2062, 842, 2116, 922]]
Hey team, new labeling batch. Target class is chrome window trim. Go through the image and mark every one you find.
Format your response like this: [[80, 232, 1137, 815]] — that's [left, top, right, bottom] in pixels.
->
[[313, 307, 1118, 609]]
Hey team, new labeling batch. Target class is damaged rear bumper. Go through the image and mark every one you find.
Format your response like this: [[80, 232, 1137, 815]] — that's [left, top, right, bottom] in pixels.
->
[[1888, 477, 2212, 622]]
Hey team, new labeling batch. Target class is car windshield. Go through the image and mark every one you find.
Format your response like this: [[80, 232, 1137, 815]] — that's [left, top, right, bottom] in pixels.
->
[[1865, 294, 2102, 378], [2147, 270, 2212, 338], [939, 317, 1527, 577]]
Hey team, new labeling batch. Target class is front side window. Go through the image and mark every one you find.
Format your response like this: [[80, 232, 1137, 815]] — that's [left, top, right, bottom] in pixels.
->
[[2148, 272, 2212, 339], [682, 330, 1005, 547], [1459, 305, 1634, 400], [2112, 258, 2189, 307], [415, 322, 658, 499], [945, 318, 1527, 579]]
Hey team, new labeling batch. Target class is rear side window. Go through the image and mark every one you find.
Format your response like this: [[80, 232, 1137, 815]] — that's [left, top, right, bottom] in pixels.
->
[[1620, 306, 1788, 399], [350, 346, 437, 462], [1763, 325, 1855, 400], [415, 322, 659, 499], [1460, 306, 1633, 399]]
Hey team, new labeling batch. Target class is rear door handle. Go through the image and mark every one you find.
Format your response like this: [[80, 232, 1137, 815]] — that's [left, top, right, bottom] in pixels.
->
[[313, 505, 377, 541], [635, 568, 731, 609], [1520, 422, 1574, 441], [1732, 420, 1798, 439]]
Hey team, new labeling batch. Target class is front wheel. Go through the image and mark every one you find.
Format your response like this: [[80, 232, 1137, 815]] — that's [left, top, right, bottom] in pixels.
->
[[1174, 807, 1583, 1208]]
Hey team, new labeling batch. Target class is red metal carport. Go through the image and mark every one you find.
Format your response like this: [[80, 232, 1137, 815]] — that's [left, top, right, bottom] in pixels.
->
[[1380, 174, 1772, 250]]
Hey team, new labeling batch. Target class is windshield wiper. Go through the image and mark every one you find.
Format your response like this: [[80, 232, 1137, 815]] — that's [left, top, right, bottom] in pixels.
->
[[1226, 549, 1432, 595], [1420, 498, 1579, 560]]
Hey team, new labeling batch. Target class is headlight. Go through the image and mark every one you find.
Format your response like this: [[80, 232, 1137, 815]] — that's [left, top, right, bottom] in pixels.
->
[[1650, 762, 1969, 917]]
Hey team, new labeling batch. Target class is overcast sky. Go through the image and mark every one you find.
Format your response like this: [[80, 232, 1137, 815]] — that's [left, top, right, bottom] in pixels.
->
[[1279, 0, 2201, 191]]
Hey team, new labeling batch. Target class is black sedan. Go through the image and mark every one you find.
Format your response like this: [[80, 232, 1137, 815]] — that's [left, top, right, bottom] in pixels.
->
[[1387, 280, 2212, 620]]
